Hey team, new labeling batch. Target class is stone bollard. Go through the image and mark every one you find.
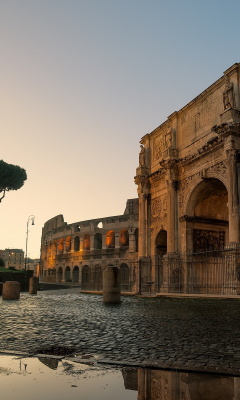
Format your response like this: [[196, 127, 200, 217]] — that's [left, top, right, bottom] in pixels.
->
[[29, 276, 38, 294], [0, 282, 3, 296], [2, 281, 20, 300], [103, 266, 121, 303]]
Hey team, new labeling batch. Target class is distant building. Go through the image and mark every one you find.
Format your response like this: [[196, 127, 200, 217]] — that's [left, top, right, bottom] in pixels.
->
[[0, 249, 25, 270]]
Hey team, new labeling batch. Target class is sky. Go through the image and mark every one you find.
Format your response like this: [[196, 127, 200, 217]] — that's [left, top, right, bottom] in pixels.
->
[[0, 0, 239, 259]]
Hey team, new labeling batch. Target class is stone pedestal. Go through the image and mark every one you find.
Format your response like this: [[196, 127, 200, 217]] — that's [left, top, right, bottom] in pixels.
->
[[29, 276, 38, 294], [103, 266, 121, 303], [2, 281, 20, 300]]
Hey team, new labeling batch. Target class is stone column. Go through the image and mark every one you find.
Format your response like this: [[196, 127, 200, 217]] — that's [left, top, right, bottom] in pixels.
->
[[90, 235, 94, 250], [103, 266, 121, 303], [227, 148, 240, 243], [80, 237, 84, 252], [128, 230, 135, 253], [166, 176, 178, 253], [115, 233, 119, 249]]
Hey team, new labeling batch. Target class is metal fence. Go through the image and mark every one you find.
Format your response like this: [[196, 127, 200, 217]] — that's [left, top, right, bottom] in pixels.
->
[[156, 243, 240, 295]]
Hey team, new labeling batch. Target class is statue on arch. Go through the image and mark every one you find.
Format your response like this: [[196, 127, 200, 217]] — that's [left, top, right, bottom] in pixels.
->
[[223, 76, 235, 109], [139, 145, 146, 166]]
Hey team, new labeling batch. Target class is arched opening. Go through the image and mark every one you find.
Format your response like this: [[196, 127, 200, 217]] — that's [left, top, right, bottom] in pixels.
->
[[119, 229, 129, 248], [82, 265, 90, 290], [184, 178, 229, 294], [57, 266, 63, 282], [73, 265, 79, 282], [120, 263, 131, 291], [65, 266, 71, 282], [186, 178, 228, 253], [83, 234, 90, 250], [66, 236, 71, 252], [74, 236, 80, 252], [58, 238, 64, 254], [94, 233, 102, 250], [106, 230, 115, 249], [92, 265, 102, 291], [155, 230, 167, 291], [155, 230, 167, 256]]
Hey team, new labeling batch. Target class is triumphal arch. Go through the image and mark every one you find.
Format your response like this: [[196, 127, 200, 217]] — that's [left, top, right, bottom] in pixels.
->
[[135, 63, 240, 295]]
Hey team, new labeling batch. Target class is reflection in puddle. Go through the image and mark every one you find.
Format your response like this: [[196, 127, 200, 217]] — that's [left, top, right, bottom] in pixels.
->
[[1, 355, 240, 400]]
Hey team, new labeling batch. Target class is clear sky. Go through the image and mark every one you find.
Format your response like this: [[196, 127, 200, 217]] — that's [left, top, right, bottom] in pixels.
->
[[0, 0, 239, 258]]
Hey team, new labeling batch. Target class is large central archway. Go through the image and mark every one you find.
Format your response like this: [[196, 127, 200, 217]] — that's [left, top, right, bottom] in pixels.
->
[[186, 178, 228, 253], [184, 178, 229, 294]]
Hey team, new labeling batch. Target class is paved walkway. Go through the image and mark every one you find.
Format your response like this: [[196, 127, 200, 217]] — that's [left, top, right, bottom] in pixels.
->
[[1, 288, 240, 376]]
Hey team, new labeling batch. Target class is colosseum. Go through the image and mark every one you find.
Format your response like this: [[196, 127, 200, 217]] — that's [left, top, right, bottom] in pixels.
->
[[40, 199, 139, 292]]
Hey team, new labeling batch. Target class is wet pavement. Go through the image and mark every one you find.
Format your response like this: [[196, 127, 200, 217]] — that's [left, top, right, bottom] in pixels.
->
[[1, 288, 240, 376]]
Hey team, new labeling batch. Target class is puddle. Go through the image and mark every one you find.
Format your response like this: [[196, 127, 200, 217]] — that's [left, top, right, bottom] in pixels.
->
[[0, 355, 136, 400], [1, 354, 240, 400]]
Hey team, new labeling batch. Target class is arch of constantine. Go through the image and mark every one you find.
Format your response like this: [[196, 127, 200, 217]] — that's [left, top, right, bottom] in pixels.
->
[[135, 62, 240, 295], [41, 63, 240, 296]]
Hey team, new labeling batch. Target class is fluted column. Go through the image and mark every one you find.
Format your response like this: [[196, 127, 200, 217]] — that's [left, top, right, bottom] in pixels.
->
[[166, 172, 178, 253]]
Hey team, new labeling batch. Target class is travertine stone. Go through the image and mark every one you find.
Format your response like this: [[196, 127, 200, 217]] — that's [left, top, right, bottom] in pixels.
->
[[103, 266, 121, 303], [2, 281, 20, 300], [29, 276, 38, 294]]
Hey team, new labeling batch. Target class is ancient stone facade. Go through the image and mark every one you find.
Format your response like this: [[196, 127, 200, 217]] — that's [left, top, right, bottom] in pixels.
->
[[40, 199, 139, 291], [135, 63, 240, 294]]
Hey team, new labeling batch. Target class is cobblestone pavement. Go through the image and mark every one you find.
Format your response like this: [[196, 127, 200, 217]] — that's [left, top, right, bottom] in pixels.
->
[[1, 288, 240, 375]]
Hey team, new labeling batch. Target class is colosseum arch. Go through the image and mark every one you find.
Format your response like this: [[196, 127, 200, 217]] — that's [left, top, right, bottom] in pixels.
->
[[72, 265, 79, 282], [57, 266, 63, 282], [65, 266, 71, 282], [106, 230, 115, 249], [119, 229, 129, 248], [92, 264, 102, 290], [74, 236, 80, 252], [120, 263, 130, 291], [185, 178, 228, 253], [82, 265, 90, 290], [58, 238, 64, 254], [94, 233, 102, 250]]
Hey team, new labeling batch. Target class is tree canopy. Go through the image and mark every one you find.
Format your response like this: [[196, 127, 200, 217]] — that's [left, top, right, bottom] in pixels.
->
[[0, 160, 27, 202]]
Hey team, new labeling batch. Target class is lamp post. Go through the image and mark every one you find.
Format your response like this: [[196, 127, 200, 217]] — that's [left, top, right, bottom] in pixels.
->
[[25, 215, 35, 271]]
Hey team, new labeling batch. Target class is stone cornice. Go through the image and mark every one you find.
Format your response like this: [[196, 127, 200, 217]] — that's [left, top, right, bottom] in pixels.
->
[[213, 121, 240, 138], [179, 215, 228, 226], [179, 135, 224, 166]]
